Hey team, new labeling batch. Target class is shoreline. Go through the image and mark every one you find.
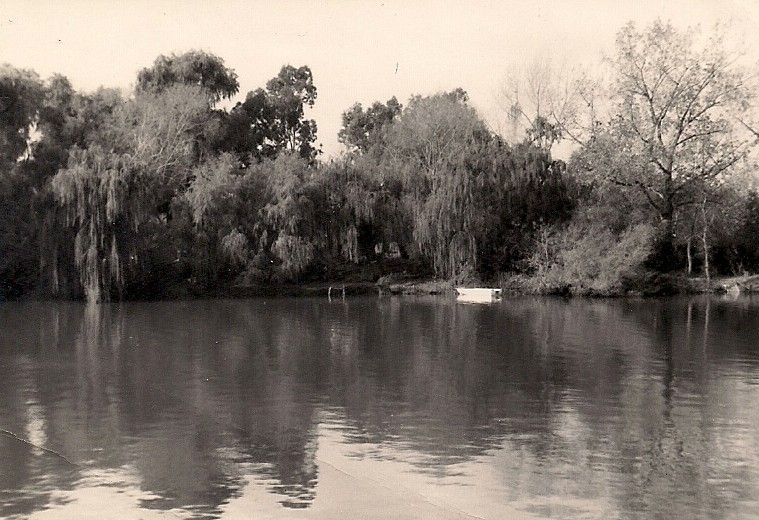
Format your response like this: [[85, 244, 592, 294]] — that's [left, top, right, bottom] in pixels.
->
[[215, 272, 759, 300], [8, 273, 759, 303], [224, 278, 454, 299]]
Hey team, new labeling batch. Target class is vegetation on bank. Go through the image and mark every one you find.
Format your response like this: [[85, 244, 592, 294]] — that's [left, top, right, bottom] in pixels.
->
[[1, 20, 759, 302]]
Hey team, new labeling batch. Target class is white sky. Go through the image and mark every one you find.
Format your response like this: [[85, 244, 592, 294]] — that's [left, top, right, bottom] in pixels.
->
[[2, 0, 758, 158]]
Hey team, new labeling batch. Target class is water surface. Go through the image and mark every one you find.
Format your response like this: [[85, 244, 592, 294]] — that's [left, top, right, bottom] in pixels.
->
[[1, 295, 759, 519]]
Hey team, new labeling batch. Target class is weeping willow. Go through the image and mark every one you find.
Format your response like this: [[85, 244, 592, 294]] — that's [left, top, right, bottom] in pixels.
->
[[271, 234, 314, 278], [220, 229, 249, 265], [410, 163, 486, 279], [314, 158, 412, 266], [397, 131, 570, 278], [51, 85, 209, 302], [52, 147, 132, 302], [384, 94, 493, 279]]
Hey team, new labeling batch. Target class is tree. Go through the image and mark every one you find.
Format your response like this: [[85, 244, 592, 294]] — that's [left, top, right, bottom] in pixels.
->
[[338, 96, 402, 154], [381, 91, 495, 278], [52, 85, 211, 302], [0, 65, 43, 169], [32, 77, 124, 180], [136, 50, 239, 104], [498, 57, 594, 150], [265, 65, 318, 158], [222, 65, 320, 163], [608, 20, 756, 266], [32, 80, 128, 298], [735, 191, 759, 271]]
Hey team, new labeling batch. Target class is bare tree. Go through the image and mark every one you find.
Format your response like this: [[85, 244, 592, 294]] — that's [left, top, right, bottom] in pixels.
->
[[497, 56, 601, 150]]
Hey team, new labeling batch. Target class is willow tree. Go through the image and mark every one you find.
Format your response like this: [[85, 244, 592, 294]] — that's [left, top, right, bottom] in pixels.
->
[[52, 85, 211, 302], [381, 90, 495, 279], [136, 50, 239, 103], [181, 152, 269, 284], [258, 154, 319, 278], [307, 158, 410, 265]]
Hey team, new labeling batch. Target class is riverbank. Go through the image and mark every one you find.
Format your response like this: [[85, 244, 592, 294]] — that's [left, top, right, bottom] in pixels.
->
[[20, 263, 757, 302], [219, 272, 759, 300], [500, 271, 759, 297], [180, 258, 453, 299], [224, 278, 454, 298]]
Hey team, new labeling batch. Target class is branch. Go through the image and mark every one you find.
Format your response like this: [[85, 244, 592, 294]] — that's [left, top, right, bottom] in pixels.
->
[[676, 128, 723, 147], [737, 118, 759, 140], [609, 175, 664, 213]]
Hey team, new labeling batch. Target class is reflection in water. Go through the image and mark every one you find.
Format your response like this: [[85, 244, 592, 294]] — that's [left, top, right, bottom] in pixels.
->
[[0, 295, 759, 518]]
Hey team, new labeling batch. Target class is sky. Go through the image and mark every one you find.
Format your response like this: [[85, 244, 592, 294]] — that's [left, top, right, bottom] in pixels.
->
[[2, 0, 758, 158]]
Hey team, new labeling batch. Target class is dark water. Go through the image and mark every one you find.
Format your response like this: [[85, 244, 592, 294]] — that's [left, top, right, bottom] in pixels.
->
[[1, 295, 759, 519]]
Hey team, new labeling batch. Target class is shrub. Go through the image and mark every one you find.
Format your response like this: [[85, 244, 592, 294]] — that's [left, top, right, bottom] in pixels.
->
[[526, 222, 655, 295]]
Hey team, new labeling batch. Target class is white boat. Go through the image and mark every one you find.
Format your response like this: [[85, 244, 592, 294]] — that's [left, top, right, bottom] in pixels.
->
[[455, 287, 502, 303]]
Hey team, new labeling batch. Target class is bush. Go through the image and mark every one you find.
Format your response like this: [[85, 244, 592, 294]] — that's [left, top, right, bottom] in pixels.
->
[[526, 222, 655, 295]]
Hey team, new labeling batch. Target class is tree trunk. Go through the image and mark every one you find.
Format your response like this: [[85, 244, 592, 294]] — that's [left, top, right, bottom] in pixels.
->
[[656, 180, 677, 271], [686, 236, 692, 275], [702, 229, 710, 283], [652, 218, 676, 271], [701, 196, 710, 284]]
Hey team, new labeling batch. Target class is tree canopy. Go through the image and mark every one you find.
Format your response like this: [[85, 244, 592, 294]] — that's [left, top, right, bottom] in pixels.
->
[[605, 20, 756, 263], [0, 65, 44, 168], [136, 50, 239, 103], [222, 65, 320, 164], [338, 96, 402, 154], [1, 23, 759, 302]]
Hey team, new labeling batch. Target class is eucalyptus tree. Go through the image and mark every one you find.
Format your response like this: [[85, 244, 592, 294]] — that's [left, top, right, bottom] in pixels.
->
[[223, 65, 320, 164], [0, 64, 43, 169], [338, 96, 402, 154]]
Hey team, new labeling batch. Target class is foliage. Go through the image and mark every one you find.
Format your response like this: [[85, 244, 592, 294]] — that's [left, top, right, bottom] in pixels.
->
[[51, 85, 211, 301], [374, 91, 575, 279], [605, 20, 756, 266], [271, 234, 314, 278], [2, 36, 757, 302], [527, 221, 655, 295], [338, 97, 402, 154], [184, 153, 240, 229], [735, 191, 759, 271], [136, 50, 239, 103], [0, 64, 44, 168], [377, 91, 492, 278], [221, 65, 320, 164], [220, 229, 249, 266], [0, 170, 39, 299]]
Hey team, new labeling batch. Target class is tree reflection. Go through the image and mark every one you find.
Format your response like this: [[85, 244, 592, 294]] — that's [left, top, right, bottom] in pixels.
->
[[1, 295, 759, 518]]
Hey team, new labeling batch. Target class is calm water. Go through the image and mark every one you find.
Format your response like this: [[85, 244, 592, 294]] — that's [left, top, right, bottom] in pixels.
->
[[1, 295, 759, 519]]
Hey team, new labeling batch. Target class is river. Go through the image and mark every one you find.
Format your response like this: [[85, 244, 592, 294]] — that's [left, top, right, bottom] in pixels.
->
[[1, 295, 758, 519]]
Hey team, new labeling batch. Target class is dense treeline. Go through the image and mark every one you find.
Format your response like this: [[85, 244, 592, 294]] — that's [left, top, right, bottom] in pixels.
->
[[1, 20, 758, 302]]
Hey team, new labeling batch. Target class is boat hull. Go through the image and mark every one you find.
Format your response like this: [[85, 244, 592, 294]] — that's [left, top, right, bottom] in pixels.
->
[[455, 287, 502, 303]]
